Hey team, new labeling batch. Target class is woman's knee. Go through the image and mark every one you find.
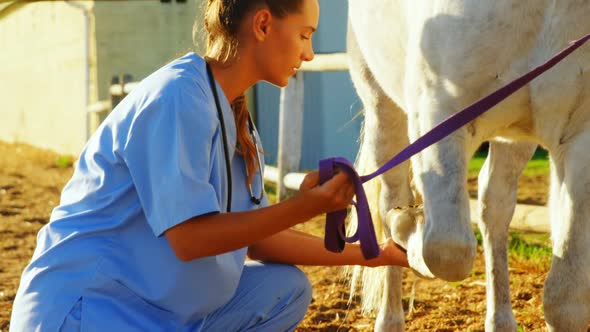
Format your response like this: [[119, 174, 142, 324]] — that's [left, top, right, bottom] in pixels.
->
[[283, 265, 312, 305], [262, 263, 311, 301], [269, 264, 313, 327]]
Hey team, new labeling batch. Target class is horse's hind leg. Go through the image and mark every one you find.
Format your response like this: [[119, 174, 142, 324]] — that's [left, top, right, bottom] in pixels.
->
[[347, 20, 413, 332], [544, 131, 590, 331], [476, 141, 536, 332]]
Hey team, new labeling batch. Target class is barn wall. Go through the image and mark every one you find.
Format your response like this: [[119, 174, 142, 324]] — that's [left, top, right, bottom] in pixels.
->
[[0, 0, 206, 156], [93, 0, 204, 101]]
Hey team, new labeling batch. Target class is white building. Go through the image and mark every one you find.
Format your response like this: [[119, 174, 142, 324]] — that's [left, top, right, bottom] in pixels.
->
[[0, 0, 205, 155]]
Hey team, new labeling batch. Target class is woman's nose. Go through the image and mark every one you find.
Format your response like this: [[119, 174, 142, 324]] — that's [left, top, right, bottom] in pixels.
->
[[302, 44, 315, 62]]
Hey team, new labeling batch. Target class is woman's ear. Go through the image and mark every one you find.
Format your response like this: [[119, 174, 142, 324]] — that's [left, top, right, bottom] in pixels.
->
[[252, 8, 272, 41]]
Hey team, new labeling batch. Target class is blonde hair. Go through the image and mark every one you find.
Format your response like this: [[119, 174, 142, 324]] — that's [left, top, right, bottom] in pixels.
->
[[196, 0, 303, 186]]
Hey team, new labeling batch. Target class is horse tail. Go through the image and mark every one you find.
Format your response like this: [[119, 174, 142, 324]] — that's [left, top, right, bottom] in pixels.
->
[[345, 130, 387, 313]]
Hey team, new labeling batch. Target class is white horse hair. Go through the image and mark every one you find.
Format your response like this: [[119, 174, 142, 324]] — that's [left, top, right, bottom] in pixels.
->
[[346, 1, 590, 331]]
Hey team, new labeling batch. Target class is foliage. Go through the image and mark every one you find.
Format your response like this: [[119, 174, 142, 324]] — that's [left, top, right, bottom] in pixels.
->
[[264, 181, 277, 204]]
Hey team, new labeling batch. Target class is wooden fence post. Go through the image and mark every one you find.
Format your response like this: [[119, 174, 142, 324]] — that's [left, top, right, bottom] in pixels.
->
[[276, 71, 304, 201], [110, 75, 123, 108]]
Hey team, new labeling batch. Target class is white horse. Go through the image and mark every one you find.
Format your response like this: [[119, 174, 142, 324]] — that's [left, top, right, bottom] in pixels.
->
[[346, 1, 590, 331]]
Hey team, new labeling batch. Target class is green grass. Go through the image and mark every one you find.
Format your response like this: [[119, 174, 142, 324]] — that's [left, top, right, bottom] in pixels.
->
[[468, 147, 549, 177], [507, 232, 552, 265], [54, 155, 74, 168], [474, 228, 552, 268]]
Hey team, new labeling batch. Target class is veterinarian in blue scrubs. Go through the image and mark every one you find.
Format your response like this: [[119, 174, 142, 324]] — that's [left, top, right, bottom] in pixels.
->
[[10, 0, 408, 331]]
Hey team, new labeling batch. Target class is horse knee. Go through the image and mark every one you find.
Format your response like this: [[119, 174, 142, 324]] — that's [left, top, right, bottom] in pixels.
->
[[544, 302, 589, 332], [543, 266, 590, 331]]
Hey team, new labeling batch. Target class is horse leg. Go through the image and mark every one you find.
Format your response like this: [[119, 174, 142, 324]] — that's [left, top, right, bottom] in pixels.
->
[[544, 131, 590, 331], [476, 141, 536, 332], [347, 20, 414, 332]]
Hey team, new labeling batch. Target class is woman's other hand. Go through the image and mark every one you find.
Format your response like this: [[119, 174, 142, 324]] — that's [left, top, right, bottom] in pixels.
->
[[366, 238, 409, 268]]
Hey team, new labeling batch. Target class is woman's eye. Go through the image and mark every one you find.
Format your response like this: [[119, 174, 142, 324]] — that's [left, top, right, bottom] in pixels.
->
[[300, 35, 310, 40]]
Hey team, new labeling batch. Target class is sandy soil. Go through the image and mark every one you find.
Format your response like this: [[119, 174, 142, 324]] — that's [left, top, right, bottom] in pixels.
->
[[0, 141, 551, 331]]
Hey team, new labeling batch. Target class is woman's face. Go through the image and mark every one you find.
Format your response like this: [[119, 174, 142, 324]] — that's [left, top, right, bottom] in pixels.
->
[[255, 0, 319, 87]]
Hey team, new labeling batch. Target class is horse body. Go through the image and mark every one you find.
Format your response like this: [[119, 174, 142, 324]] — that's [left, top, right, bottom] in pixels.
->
[[348, 0, 590, 330]]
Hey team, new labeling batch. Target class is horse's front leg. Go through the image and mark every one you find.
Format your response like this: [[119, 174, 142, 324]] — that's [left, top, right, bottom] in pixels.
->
[[347, 20, 413, 332], [476, 141, 536, 332], [373, 266, 405, 331], [544, 130, 590, 331]]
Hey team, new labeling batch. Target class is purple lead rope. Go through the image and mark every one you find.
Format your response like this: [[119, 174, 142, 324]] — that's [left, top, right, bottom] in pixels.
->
[[320, 32, 590, 260]]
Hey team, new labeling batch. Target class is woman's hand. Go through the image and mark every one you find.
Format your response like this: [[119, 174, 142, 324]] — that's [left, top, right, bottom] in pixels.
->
[[297, 169, 355, 214], [366, 238, 409, 268], [298, 171, 320, 192]]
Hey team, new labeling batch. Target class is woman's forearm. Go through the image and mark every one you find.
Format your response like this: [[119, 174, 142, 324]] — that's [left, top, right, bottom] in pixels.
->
[[165, 171, 359, 262], [247, 228, 406, 267], [165, 194, 319, 261], [248, 228, 370, 266]]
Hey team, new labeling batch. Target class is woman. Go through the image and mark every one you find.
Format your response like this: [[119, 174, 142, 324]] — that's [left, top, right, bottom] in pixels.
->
[[11, 0, 408, 331]]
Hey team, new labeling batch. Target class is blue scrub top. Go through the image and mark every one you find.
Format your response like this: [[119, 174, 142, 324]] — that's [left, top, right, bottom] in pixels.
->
[[10, 53, 268, 331]]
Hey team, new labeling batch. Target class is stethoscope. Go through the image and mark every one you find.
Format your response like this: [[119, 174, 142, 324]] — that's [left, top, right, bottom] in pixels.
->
[[206, 62, 264, 212]]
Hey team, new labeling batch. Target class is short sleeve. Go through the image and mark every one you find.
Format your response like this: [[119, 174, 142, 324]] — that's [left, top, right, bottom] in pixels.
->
[[123, 82, 221, 237]]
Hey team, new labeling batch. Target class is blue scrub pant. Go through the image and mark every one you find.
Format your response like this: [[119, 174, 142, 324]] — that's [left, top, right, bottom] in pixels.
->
[[60, 261, 312, 332], [197, 261, 312, 331]]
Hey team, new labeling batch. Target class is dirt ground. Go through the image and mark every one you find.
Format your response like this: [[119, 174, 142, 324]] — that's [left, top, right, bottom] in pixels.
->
[[0, 141, 551, 331]]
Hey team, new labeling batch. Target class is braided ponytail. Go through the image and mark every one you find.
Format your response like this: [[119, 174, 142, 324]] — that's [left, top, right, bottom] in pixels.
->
[[231, 94, 259, 186]]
